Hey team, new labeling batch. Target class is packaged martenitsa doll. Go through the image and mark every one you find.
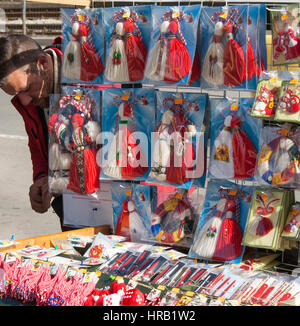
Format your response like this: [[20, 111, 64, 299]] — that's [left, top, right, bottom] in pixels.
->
[[254, 123, 300, 189], [49, 87, 101, 195], [274, 72, 300, 124], [99, 88, 155, 181], [200, 6, 247, 90], [189, 180, 253, 263], [110, 182, 152, 243], [62, 8, 104, 84], [144, 5, 201, 85], [145, 184, 204, 248], [209, 98, 262, 181], [103, 6, 152, 83], [271, 5, 300, 66], [148, 91, 208, 188]]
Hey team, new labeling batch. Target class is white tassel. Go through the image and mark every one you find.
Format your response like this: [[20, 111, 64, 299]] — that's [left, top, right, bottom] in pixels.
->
[[85, 121, 100, 142], [192, 198, 226, 259], [105, 22, 129, 82], [209, 115, 235, 179], [202, 22, 224, 86], [63, 22, 82, 80], [128, 200, 148, 242], [144, 20, 170, 81], [149, 110, 174, 180]]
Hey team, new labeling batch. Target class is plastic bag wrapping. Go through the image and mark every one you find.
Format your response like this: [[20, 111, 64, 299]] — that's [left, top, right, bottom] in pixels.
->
[[99, 88, 155, 181], [200, 5, 266, 90], [209, 97, 262, 181], [48, 86, 101, 196], [251, 70, 297, 120], [103, 5, 152, 84], [271, 5, 300, 66], [148, 91, 208, 188], [254, 123, 300, 188], [189, 180, 253, 263], [110, 181, 153, 243], [274, 73, 300, 124], [142, 184, 204, 248], [62, 8, 104, 84], [143, 5, 201, 86], [243, 187, 294, 250], [281, 202, 300, 240]]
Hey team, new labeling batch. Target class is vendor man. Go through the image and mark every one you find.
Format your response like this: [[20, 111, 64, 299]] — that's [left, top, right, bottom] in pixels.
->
[[0, 34, 68, 230]]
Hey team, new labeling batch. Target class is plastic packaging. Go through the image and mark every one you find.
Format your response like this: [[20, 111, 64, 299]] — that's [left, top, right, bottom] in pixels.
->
[[110, 182, 152, 243], [281, 202, 300, 240], [274, 74, 300, 124], [209, 98, 262, 181], [189, 180, 253, 263], [99, 88, 155, 181], [49, 87, 101, 195], [243, 187, 294, 250], [200, 5, 265, 90], [144, 5, 201, 85], [62, 8, 104, 84], [148, 91, 208, 188], [254, 124, 300, 188], [271, 6, 300, 66], [103, 5, 152, 83]]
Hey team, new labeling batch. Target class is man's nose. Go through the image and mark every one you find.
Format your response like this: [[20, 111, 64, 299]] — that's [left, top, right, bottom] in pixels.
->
[[18, 93, 33, 106]]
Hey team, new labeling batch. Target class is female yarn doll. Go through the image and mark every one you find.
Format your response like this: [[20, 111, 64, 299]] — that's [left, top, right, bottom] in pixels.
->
[[63, 11, 103, 82], [115, 198, 148, 242], [60, 91, 100, 195], [192, 198, 227, 259], [202, 21, 225, 86], [212, 193, 243, 261], [104, 7, 147, 82], [145, 7, 191, 83], [223, 20, 246, 87], [273, 9, 300, 63], [102, 94, 148, 179], [48, 113, 72, 193]]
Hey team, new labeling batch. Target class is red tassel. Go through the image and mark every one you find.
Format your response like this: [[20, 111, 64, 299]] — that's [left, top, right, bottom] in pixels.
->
[[231, 115, 257, 179], [246, 38, 260, 81], [188, 52, 201, 85], [212, 216, 243, 261], [223, 22, 246, 86], [115, 199, 131, 239], [256, 217, 273, 236], [123, 20, 148, 81], [164, 20, 191, 83]]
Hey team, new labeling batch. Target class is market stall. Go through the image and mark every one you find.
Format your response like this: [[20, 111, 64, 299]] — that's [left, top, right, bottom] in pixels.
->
[[1, 0, 300, 307]]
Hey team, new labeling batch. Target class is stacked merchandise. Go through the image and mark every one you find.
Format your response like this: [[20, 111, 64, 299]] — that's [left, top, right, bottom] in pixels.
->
[[17, 2, 300, 306]]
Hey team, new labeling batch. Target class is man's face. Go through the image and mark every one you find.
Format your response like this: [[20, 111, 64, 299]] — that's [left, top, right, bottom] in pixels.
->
[[1, 62, 51, 108]]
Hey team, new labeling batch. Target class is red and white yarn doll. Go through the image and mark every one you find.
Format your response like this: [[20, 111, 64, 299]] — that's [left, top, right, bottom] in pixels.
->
[[63, 11, 103, 81], [192, 198, 227, 259], [202, 21, 225, 86], [210, 115, 235, 179], [212, 196, 243, 261], [105, 7, 147, 82], [102, 96, 148, 180], [273, 9, 300, 63], [145, 7, 191, 83], [60, 92, 100, 195], [247, 193, 280, 237], [115, 198, 148, 242], [48, 113, 72, 193], [165, 107, 197, 185], [149, 109, 174, 181], [279, 86, 300, 114], [223, 20, 246, 87], [231, 115, 257, 179]]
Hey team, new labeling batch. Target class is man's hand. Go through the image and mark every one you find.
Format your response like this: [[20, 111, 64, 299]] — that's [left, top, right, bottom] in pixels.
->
[[29, 176, 53, 213]]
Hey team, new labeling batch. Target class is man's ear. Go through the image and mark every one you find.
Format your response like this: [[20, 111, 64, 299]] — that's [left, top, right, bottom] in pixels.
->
[[36, 53, 50, 72]]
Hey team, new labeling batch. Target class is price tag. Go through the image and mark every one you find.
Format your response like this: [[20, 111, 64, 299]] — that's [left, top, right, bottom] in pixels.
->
[[125, 189, 132, 196], [281, 14, 288, 21], [290, 79, 299, 84], [230, 105, 238, 111], [220, 12, 228, 19], [121, 95, 129, 100], [175, 98, 183, 104]]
